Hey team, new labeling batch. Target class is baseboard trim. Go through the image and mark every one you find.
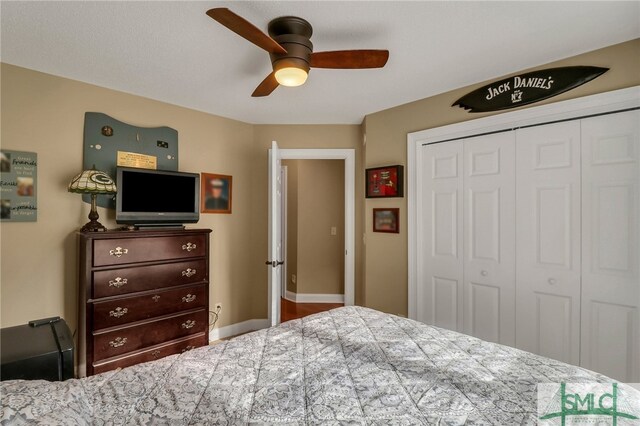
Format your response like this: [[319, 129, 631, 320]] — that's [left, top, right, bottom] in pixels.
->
[[209, 318, 270, 342], [285, 291, 344, 304], [284, 290, 297, 303]]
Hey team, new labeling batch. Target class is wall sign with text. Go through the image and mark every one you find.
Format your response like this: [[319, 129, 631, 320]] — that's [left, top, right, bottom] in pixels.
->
[[452, 66, 609, 113], [1, 150, 37, 222]]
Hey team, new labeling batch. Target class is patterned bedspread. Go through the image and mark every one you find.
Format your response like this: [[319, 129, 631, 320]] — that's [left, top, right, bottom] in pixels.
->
[[0, 307, 629, 424]]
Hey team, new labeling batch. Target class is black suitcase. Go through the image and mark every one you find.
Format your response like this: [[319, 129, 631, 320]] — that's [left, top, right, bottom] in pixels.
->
[[1, 317, 74, 381]]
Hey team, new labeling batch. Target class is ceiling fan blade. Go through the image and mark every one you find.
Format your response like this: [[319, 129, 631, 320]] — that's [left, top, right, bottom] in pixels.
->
[[252, 72, 279, 97], [206, 8, 287, 55], [310, 50, 389, 69]]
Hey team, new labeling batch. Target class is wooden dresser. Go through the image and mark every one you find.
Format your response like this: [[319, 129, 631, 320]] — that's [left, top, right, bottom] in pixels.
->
[[78, 228, 212, 377]]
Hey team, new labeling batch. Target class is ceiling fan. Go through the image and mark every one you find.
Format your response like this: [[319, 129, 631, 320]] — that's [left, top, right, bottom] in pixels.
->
[[206, 8, 390, 97]]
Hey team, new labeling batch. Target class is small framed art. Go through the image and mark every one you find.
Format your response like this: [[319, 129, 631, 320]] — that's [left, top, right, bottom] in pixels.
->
[[365, 165, 403, 198], [1, 150, 37, 222], [373, 208, 399, 233], [201, 173, 232, 214]]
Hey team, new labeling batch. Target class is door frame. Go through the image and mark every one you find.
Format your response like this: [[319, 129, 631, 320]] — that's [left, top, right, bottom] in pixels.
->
[[281, 165, 288, 300], [407, 86, 640, 321], [268, 148, 356, 325]]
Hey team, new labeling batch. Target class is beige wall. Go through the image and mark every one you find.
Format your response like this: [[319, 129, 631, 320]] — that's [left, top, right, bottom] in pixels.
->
[[284, 159, 344, 295], [0, 71, 363, 331], [0, 63, 257, 331], [2, 38, 637, 331], [362, 38, 640, 316]]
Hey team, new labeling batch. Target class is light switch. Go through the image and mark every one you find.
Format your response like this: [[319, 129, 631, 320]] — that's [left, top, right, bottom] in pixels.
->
[[330, 226, 337, 236]]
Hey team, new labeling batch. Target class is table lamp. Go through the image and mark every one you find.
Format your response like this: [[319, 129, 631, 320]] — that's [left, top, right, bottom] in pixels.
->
[[68, 167, 117, 232]]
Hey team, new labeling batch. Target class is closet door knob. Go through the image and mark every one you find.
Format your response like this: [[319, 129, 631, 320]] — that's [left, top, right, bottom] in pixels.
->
[[548, 278, 557, 285], [481, 270, 488, 277]]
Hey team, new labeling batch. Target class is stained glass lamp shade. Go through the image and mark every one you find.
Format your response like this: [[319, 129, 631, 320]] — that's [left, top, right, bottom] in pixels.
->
[[68, 168, 117, 232]]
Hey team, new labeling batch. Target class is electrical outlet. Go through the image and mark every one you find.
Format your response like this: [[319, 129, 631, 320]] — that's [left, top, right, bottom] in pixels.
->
[[291, 274, 296, 284], [215, 302, 222, 311], [330, 226, 337, 236], [157, 140, 169, 148]]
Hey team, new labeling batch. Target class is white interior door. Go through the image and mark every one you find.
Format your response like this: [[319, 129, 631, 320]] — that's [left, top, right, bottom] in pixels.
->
[[515, 121, 582, 365], [580, 110, 640, 382], [419, 141, 464, 330], [463, 132, 516, 346], [268, 141, 283, 327]]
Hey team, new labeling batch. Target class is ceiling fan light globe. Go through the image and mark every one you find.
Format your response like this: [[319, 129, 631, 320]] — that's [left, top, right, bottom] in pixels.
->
[[275, 67, 308, 87]]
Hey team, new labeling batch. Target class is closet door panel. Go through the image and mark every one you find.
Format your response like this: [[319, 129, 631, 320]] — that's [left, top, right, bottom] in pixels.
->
[[581, 110, 640, 382], [419, 141, 464, 330], [463, 132, 516, 345], [515, 121, 581, 365]]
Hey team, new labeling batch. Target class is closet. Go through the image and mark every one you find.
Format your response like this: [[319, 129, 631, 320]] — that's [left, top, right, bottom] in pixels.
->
[[418, 109, 639, 382]]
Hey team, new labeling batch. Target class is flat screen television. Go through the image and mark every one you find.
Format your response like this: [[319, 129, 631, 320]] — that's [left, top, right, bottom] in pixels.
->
[[116, 167, 200, 226]]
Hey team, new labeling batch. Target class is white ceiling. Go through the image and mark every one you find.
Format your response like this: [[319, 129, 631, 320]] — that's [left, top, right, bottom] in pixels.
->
[[1, 1, 638, 124]]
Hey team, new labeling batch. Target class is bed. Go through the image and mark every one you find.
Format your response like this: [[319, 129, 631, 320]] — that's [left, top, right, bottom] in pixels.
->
[[0, 306, 634, 424]]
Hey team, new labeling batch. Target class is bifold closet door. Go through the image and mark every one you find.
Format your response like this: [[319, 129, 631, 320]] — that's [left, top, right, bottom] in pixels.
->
[[463, 133, 516, 346], [580, 110, 640, 383], [515, 121, 582, 365], [419, 141, 463, 330]]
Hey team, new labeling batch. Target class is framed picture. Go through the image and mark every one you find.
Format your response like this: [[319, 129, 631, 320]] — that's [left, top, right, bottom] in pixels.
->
[[201, 173, 232, 214], [373, 208, 399, 233], [366, 165, 403, 198], [1, 150, 37, 222]]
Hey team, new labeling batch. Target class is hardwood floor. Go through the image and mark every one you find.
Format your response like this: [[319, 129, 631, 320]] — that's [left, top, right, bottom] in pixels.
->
[[280, 298, 343, 322]]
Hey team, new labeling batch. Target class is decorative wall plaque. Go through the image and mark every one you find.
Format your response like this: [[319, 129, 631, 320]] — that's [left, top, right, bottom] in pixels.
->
[[366, 165, 403, 198], [83, 112, 179, 209], [0, 150, 37, 222], [452, 66, 609, 113]]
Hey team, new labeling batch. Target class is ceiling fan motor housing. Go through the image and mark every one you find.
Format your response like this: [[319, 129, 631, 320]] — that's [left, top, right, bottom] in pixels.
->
[[268, 17, 313, 74]]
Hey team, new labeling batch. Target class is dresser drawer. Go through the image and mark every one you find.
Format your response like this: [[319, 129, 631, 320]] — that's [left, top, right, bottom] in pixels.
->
[[93, 309, 208, 362], [92, 259, 206, 298], [92, 334, 207, 375], [92, 284, 206, 330], [93, 234, 207, 266]]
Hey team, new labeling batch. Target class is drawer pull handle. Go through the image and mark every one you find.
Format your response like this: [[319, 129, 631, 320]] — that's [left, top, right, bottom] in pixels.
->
[[181, 320, 196, 329], [152, 295, 161, 302], [182, 242, 197, 252], [481, 270, 488, 277], [182, 294, 197, 303], [109, 307, 128, 318], [109, 247, 129, 258], [108, 277, 128, 288], [182, 268, 197, 277], [109, 337, 127, 348], [548, 278, 557, 285], [181, 345, 196, 353], [151, 350, 161, 358]]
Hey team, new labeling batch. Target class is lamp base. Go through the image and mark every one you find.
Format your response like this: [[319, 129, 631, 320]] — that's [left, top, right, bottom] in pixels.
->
[[80, 220, 107, 232], [80, 193, 107, 232]]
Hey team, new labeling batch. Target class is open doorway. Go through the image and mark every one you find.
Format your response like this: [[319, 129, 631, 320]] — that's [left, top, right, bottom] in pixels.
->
[[267, 145, 355, 327], [281, 159, 345, 322]]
